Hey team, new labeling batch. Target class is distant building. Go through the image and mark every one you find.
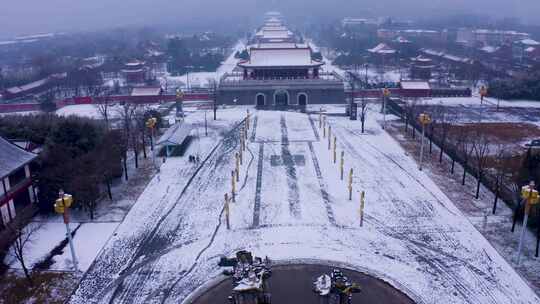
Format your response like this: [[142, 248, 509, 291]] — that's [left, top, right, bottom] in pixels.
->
[[122, 60, 151, 86], [377, 29, 444, 42], [219, 15, 344, 107], [368, 43, 397, 66], [513, 39, 540, 62], [410, 56, 435, 80], [3, 73, 65, 100], [457, 28, 530, 47], [0, 136, 38, 230]]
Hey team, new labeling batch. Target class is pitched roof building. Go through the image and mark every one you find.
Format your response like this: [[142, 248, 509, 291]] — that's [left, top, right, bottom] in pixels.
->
[[1, 136, 38, 229]]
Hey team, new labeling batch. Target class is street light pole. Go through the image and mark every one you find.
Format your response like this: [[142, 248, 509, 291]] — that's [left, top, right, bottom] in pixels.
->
[[54, 190, 79, 272], [517, 181, 539, 265]]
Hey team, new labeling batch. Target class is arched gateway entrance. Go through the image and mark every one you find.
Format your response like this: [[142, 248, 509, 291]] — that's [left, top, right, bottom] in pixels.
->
[[256, 93, 266, 106], [274, 90, 289, 106], [298, 93, 308, 106]]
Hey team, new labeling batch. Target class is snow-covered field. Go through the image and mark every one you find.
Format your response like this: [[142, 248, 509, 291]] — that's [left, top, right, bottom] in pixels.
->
[[69, 108, 539, 304], [5, 221, 118, 272]]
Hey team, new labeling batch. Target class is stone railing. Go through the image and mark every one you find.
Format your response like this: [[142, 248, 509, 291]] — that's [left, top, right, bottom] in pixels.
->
[[219, 72, 344, 86]]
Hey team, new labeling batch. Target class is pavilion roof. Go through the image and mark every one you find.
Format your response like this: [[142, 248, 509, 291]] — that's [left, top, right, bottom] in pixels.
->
[[0, 136, 37, 179], [368, 43, 396, 54], [157, 123, 193, 146], [131, 87, 162, 96], [239, 47, 323, 68]]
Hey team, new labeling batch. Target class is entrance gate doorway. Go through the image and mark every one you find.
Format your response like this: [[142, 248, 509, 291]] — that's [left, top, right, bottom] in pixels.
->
[[274, 90, 289, 107], [256, 94, 266, 106], [298, 93, 307, 106]]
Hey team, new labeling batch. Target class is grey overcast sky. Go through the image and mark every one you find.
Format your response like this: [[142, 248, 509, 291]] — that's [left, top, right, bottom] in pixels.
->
[[1, 0, 539, 37]]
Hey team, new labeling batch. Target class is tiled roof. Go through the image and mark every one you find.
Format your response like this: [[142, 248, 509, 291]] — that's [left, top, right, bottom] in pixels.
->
[[0, 136, 37, 178]]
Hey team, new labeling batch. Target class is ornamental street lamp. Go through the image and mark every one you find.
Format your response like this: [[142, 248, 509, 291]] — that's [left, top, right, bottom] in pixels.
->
[[54, 190, 79, 272], [418, 113, 432, 171], [517, 181, 539, 265], [479, 86, 488, 122], [146, 117, 158, 172]]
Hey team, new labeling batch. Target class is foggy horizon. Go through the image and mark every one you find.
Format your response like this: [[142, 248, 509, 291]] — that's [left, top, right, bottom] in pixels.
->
[[1, 0, 540, 38]]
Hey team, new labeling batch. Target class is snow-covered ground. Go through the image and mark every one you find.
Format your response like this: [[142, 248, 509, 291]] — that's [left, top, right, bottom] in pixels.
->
[[55, 104, 116, 119], [5, 221, 118, 272], [69, 108, 539, 304], [419, 96, 540, 108]]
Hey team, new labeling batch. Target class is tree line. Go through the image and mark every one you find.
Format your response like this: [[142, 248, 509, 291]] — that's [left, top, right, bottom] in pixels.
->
[[0, 105, 162, 220], [489, 72, 540, 101]]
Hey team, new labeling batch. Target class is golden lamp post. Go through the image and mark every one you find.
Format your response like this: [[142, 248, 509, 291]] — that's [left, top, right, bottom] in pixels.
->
[[418, 113, 432, 171], [54, 190, 79, 271], [517, 181, 539, 265], [479, 86, 488, 122], [479, 86, 488, 104]]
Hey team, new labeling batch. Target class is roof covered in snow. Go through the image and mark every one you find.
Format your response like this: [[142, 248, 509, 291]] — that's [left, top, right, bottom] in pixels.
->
[[519, 39, 540, 46], [131, 87, 162, 96], [239, 47, 323, 68], [6, 78, 49, 94], [157, 123, 193, 146], [368, 43, 396, 54], [256, 30, 293, 39], [0, 136, 37, 178], [480, 46, 499, 53], [254, 42, 308, 49], [400, 81, 430, 90]]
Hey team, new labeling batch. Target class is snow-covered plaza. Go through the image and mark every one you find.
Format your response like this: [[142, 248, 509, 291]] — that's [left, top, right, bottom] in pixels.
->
[[68, 107, 540, 304]]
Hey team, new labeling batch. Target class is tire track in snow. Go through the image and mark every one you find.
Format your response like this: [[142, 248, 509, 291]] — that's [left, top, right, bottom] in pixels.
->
[[250, 115, 258, 142], [344, 126, 459, 217], [308, 142, 338, 226], [280, 114, 301, 219], [252, 143, 264, 228], [308, 114, 320, 141]]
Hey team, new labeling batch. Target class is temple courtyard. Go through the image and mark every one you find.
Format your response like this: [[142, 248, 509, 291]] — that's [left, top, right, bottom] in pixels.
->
[[67, 107, 539, 304]]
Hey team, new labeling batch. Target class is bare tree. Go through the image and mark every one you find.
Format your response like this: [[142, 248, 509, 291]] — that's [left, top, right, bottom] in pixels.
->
[[471, 129, 491, 199], [436, 106, 456, 163], [135, 106, 152, 159], [95, 89, 114, 130], [406, 98, 420, 139], [491, 144, 516, 214], [8, 222, 44, 286], [117, 102, 139, 171], [455, 125, 474, 185], [359, 96, 369, 133]]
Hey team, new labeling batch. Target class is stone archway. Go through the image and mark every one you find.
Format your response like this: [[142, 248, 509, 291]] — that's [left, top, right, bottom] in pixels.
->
[[298, 93, 308, 106], [256, 93, 266, 106], [274, 90, 289, 106]]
